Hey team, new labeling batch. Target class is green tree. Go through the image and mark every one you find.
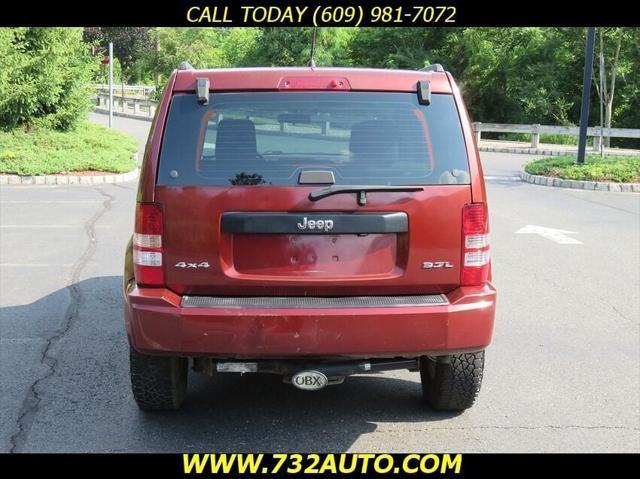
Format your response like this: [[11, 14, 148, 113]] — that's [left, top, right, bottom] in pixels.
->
[[451, 28, 585, 124], [154, 28, 260, 81], [83, 28, 154, 83], [350, 28, 433, 68], [0, 28, 97, 131], [594, 28, 638, 146], [613, 28, 640, 148], [347, 27, 638, 141], [73, 26, 639, 147], [156, 28, 221, 77], [247, 28, 354, 66]]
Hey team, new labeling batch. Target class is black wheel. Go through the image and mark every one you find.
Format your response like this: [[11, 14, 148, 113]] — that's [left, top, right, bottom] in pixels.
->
[[420, 351, 484, 411], [129, 347, 188, 411]]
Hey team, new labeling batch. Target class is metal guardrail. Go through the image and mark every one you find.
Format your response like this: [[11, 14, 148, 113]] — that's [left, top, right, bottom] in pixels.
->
[[91, 84, 155, 97], [472, 122, 640, 150], [94, 94, 157, 117]]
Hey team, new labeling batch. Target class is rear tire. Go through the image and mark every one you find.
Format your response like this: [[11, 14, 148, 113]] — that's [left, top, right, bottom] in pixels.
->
[[129, 347, 188, 411], [420, 351, 484, 411]]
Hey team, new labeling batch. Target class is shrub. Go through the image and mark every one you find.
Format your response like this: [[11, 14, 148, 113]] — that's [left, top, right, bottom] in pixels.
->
[[0, 28, 97, 132], [525, 155, 640, 182], [0, 122, 138, 175]]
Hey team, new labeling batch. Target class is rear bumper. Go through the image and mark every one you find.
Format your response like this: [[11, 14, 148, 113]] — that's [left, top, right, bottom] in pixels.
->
[[124, 284, 496, 358]]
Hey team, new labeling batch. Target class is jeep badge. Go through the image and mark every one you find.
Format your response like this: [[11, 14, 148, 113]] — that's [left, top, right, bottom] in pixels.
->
[[297, 216, 334, 232]]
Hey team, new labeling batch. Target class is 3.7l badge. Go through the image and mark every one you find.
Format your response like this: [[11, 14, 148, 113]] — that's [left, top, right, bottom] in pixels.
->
[[423, 261, 454, 269]]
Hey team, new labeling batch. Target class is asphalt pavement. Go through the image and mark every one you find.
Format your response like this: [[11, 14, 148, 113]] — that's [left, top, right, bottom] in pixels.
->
[[0, 112, 638, 452]]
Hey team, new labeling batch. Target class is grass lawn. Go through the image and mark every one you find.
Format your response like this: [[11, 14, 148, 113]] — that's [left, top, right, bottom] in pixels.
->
[[0, 122, 138, 176], [525, 155, 640, 183]]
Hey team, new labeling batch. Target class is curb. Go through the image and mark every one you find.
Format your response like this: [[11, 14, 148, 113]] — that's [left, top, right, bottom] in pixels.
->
[[0, 153, 140, 186], [480, 146, 567, 156], [94, 107, 153, 122], [479, 145, 640, 157], [520, 171, 640, 192]]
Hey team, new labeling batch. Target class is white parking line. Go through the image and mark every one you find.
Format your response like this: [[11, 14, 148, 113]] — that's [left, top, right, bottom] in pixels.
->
[[0, 263, 74, 267], [0, 338, 48, 344], [484, 175, 522, 181], [515, 225, 583, 244], [0, 200, 103, 204], [0, 225, 111, 228]]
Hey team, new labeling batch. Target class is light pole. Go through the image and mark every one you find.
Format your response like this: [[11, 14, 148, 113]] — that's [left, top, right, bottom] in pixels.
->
[[108, 41, 113, 128], [577, 27, 596, 165]]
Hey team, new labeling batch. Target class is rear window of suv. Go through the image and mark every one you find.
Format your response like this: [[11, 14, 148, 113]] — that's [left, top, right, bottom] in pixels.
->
[[158, 92, 470, 186]]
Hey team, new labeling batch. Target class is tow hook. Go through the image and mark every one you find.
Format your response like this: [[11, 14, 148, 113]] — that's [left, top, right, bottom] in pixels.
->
[[208, 358, 419, 390]]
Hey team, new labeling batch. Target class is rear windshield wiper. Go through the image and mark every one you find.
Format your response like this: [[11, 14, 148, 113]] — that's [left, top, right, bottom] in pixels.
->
[[309, 185, 424, 206]]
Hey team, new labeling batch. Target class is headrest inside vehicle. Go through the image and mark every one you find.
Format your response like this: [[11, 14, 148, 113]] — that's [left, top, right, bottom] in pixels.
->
[[215, 119, 258, 161]]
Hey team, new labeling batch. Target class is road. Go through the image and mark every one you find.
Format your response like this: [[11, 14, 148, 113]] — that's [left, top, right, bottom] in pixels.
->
[[1, 112, 638, 452]]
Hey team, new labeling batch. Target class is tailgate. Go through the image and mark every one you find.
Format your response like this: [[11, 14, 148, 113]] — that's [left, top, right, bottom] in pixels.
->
[[153, 88, 474, 296], [157, 185, 470, 296]]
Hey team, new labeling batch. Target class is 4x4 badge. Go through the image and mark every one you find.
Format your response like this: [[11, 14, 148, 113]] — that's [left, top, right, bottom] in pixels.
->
[[174, 261, 210, 269]]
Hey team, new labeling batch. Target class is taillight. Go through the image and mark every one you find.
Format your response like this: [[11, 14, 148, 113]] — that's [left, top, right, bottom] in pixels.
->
[[461, 203, 490, 286], [133, 203, 164, 286]]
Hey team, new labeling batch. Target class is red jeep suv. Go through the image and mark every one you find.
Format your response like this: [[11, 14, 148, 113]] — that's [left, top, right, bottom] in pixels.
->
[[123, 65, 496, 411]]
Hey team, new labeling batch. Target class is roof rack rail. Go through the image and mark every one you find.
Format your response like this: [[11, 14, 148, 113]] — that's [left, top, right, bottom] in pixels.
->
[[420, 64, 445, 73], [178, 61, 194, 71]]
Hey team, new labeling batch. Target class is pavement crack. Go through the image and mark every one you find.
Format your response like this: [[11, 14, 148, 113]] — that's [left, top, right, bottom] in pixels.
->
[[563, 191, 639, 215], [111, 183, 134, 190], [8, 188, 115, 453], [602, 300, 637, 326]]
